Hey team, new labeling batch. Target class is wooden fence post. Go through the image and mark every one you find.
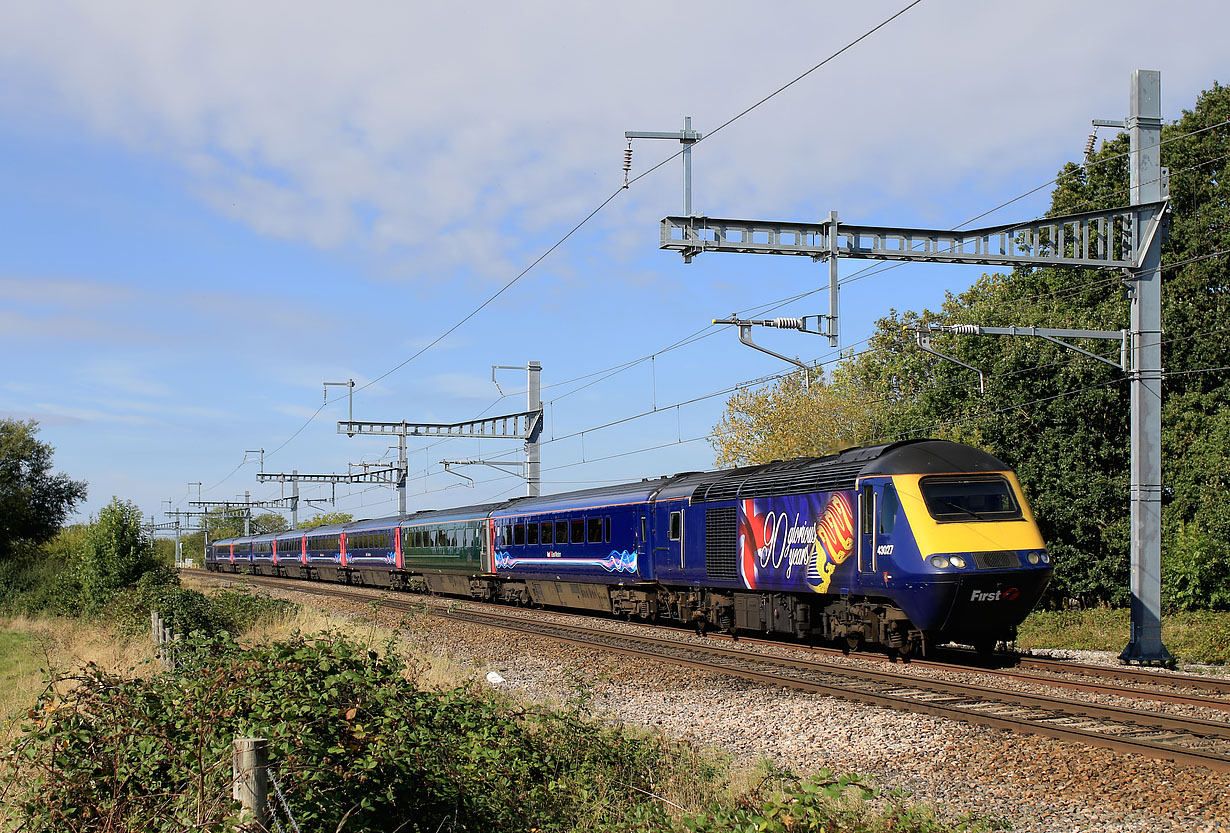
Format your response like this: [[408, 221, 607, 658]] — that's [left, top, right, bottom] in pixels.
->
[[232, 737, 269, 831]]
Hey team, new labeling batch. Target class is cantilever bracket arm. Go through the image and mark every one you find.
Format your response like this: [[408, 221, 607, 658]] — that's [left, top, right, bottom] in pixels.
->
[[440, 458, 526, 487], [713, 315, 819, 389], [919, 324, 1128, 373], [441, 462, 475, 487], [916, 332, 985, 394]]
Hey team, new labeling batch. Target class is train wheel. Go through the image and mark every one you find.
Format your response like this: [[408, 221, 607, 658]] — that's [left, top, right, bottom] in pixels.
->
[[845, 634, 862, 653], [973, 637, 997, 658]]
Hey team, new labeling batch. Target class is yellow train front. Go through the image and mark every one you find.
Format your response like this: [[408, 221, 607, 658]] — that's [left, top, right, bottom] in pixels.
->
[[705, 439, 1053, 656], [848, 440, 1052, 654]]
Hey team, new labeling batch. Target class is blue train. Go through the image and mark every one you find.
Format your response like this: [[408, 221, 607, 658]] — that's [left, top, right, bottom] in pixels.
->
[[206, 439, 1053, 656]]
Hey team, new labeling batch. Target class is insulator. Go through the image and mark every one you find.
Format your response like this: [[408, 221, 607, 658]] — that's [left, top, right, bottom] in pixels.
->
[[766, 317, 805, 330], [623, 146, 633, 173], [950, 324, 981, 335]]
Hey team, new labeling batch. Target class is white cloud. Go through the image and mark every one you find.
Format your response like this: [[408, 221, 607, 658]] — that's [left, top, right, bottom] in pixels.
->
[[4, 1, 1218, 288]]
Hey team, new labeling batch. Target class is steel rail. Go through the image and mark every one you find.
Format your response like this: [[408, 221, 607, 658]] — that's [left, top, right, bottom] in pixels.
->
[[1013, 654, 1230, 695], [431, 607, 1230, 773], [696, 631, 1230, 711]]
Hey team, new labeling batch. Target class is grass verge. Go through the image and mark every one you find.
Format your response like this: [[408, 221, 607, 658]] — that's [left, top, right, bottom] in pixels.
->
[[1017, 608, 1230, 664]]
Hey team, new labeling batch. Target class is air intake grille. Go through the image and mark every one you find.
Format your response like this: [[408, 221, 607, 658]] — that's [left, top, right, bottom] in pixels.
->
[[973, 550, 1020, 569], [705, 507, 738, 580]]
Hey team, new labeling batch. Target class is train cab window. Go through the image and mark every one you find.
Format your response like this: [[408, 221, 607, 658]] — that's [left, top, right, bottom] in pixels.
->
[[527, 522, 539, 545], [556, 521, 569, 545], [587, 518, 603, 543], [668, 511, 682, 541], [513, 524, 525, 546], [605, 517, 611, 542], [540, 522, 553, 545], [570, 519, 585, 544], [920, 476, 1021, 522], [880, 485, 900, 535]]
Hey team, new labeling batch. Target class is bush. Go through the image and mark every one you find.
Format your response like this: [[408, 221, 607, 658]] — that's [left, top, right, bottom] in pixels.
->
[[74, 498, 160, 607], [1163, 517, 1230, 612], [2, 632, 722, 832], [106, 573, 298, 639]]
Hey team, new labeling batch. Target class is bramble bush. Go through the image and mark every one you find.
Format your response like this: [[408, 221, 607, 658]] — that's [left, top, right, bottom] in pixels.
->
[[105, 569, 299, 639], [1, 632, 718, 832], [1, 631, 983, 833]]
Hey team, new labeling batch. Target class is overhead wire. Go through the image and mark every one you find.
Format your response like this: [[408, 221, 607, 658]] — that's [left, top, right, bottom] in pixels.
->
[[243, 1, 926, 474], [213, 15, 1229, 512]]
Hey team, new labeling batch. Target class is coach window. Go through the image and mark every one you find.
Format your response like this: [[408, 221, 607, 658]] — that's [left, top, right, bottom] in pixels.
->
[[669, 511, 682, 542], [527, 522, 539, 545], [540, 522, 553, 545], [861, 485, 875, 535], [571, 519, 585, 544], [556, 521, 569, 545], [880, 485, 900, 535], [587, 518, 603, 543], [513, 524, 525, 546]]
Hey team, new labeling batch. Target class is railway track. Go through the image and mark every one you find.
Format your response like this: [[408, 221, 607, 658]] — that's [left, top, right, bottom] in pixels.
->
[[195, 570, 1230, 772]]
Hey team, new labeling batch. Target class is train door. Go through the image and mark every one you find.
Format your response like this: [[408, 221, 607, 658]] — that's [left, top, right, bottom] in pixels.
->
[[857, 481, 882, 576], [651, 502, 684, 579], [858, 479, 899, 582]]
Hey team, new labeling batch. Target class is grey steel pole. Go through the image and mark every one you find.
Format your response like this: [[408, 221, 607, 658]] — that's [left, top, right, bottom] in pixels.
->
[[1121, 70, 1171, 664], [291, 470, 299, 528], [828, 210, 840, 348], [397, 435, 407, 515], [683, 116, 693, 216], [243, 490, 251, 537], [526, 361, 542, 497]]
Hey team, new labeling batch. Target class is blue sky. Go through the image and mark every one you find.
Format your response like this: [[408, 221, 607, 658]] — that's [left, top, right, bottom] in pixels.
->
[[2, 1, 1227, 531]]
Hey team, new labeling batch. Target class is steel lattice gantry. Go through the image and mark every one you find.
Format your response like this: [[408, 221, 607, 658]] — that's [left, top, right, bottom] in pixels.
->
[[336, 411, 542, 440], [660, 201, 1163, 270]]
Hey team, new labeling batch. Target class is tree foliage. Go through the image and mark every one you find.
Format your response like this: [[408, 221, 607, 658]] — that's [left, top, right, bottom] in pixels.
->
[[74, 497, 160, 605], [201, 508, 289, 540], [301, 511, 354, 529], [0, 419, 87, 561], [711, 81, 1230, 609]]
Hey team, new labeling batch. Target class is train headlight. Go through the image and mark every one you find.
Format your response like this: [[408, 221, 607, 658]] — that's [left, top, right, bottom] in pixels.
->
[[1041, 551, 1051, 564], [929, 555, 951, 569], [949, 555, 967, 569], [1026, 552, 1040, 565]]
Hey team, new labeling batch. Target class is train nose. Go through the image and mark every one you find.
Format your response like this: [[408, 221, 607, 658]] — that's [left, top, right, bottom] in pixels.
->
[[941, 570, 1052, 635]]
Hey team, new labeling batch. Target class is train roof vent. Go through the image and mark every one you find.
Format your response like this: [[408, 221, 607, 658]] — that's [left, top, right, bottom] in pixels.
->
[[691, 458, 869, 503]]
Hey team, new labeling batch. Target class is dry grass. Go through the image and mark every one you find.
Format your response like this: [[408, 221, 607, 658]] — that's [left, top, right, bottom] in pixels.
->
[[0, 615, 157, 746], [233, 599, 479, 691]]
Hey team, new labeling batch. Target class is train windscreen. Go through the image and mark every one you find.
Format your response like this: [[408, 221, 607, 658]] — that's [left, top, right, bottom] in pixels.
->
[[919, 476, 1021, 522]]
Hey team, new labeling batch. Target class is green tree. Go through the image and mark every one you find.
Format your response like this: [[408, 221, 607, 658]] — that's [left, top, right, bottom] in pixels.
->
[[76, 497, 159, 603], [712, 366, 893, 467], [251, 512, 289, 534], [0, 419, 87, 561], [301, 511, 354, 529]]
